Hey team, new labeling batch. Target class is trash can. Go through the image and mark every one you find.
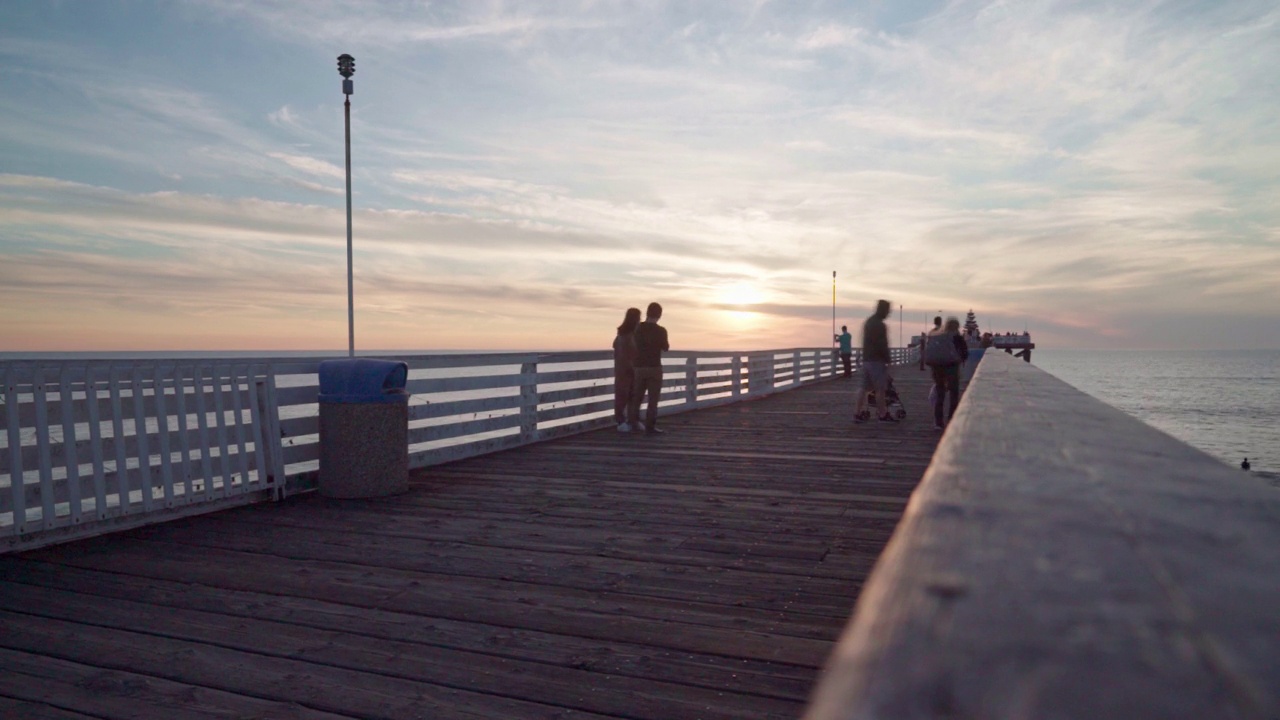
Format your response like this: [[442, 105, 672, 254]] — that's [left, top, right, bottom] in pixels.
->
[[317, 358, 410, 498]]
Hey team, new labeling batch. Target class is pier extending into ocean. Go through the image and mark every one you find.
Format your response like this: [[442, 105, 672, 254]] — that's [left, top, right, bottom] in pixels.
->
[[2, 350, 1278, 719]]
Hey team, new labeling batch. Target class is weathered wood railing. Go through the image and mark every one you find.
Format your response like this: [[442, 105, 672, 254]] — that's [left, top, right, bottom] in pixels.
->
[[2, 346, 914, 552], [803, 350, 1280, 719], [0, 362, 282, 552]]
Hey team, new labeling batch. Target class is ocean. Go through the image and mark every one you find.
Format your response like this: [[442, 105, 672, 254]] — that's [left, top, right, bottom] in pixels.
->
[[1031, 349, 1279, 475]]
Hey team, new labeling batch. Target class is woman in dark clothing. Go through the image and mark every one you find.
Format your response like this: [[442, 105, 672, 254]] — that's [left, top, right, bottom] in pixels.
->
[[926, 316, 968, 430], [613, 308, 642, 429]]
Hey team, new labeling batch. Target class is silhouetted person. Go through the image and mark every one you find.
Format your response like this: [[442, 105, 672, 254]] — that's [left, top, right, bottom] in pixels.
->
[[1242, 458, 1251, 471], [627, 302, 669, 435], [835, 325, 853, 378], [926, 317, 968, 430], [613, 307, 641, 431], [920, 316, 942, 370], [854, 300, 895, 423]]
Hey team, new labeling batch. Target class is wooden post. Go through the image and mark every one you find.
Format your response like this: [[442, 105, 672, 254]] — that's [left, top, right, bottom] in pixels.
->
[[3, 365, 25, 536], [519, 361, 538, 443], [684, 357, 697, 406]]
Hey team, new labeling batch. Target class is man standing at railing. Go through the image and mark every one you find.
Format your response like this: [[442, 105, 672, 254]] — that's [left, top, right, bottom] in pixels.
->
[[835, 325, 853, 378], [627, 302, 670, 435], [854, 299, 896, 424]]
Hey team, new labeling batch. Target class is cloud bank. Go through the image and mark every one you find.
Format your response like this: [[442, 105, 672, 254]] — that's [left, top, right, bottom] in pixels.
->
[[1, 0, 1278, 351]]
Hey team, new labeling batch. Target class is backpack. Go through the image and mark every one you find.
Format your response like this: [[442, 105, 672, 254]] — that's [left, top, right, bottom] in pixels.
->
[[924, 332, 960, 367]]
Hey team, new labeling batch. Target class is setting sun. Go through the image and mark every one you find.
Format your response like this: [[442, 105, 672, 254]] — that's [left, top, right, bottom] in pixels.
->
[[718, 283, 766, 308]]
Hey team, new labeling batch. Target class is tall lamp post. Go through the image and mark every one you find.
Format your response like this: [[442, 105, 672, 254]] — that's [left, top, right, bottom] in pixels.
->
[[338, 53, 356, 357]]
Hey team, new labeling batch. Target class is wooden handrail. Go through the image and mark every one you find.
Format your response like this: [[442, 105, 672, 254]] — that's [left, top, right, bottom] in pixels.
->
[[803, 350, 1280, 719]]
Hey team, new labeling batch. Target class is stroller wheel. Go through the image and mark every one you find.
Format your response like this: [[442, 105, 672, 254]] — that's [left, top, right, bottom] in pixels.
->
[[896, 408, 907, 420]]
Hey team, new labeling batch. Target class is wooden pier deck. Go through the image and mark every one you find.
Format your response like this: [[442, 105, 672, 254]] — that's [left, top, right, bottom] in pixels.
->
[[0, 367, 942, 720]]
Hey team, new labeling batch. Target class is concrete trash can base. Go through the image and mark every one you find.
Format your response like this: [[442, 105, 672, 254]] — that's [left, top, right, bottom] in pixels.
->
[[318, 400, 409, 498], [317, 359, 410, 499]]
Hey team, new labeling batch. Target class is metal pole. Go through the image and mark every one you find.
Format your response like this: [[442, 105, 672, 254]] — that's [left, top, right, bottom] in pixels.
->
[[831, 271, 836, 348], [344, 95, 354, 358]]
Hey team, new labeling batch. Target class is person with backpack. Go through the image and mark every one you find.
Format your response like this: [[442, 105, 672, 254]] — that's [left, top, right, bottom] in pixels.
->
[[925, 316, 968, 431]]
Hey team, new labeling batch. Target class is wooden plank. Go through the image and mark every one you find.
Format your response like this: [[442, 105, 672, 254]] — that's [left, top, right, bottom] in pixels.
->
[[0, 582, 800, 720], [556, 445, 887, 465], [130, 518, 860, 615], [406, 393, 522, 422], [0, 647, 363, 720], [4, 560, 817, 702], [32, 538, 838, 662], [0, 610, 627, 720], [407, 413, 521, 445], [0, 695, 101, 720]]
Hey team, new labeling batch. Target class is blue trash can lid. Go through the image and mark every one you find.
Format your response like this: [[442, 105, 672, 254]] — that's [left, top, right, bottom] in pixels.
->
[[318, 359, 409, 404]]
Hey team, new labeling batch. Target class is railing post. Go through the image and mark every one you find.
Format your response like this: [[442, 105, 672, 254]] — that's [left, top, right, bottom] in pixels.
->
[[731, 355, 742, 398], [519, 360, 538, 443], [748, 353, 774, 396], [3, 365, 26, 537], [685, 357, 697, 406], [253, 374, 281, 500]]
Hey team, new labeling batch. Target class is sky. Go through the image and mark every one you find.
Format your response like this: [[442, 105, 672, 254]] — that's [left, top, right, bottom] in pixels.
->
[[2, 0, 1278, 353]]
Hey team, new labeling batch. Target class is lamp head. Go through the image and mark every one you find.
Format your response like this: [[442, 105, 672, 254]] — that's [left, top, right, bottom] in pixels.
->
[[337, 54, 355, 79]]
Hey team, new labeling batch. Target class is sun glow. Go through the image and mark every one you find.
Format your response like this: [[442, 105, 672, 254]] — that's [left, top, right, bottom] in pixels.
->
[[718, 283, 766, 307]]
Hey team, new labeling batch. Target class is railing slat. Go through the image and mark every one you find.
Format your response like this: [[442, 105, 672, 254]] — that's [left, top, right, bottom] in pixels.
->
[[192, 364, 216, 502], [249, 368, 274, 496], [229, 366, 252, 495], [4, 365, 26, 535], [84, 366, 108, 520], [33, 368, 56, 529], [108, 365, 131, 516], [211, 365, 233, 497], [172, 365, 194, 502], [57, 367, 84, 524], [152, 365, 176, 507], [129, 366, 153, 513]]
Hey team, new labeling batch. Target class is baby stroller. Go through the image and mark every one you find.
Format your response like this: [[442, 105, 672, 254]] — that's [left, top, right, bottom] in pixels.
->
[[866, 377, 907, 420]]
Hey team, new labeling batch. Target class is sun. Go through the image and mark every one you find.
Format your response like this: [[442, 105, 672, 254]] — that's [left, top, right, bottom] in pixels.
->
[[719, 282, 765, 307]]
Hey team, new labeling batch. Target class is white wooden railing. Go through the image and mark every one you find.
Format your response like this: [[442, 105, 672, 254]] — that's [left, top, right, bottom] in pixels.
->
[[2, 346, 914, 552]]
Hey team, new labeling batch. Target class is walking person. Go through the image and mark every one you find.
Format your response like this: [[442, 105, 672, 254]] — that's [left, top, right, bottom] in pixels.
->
[[854, 300, 896, 424], [925, 316, 969, 431], [627, 302, 669, 435], [834, 325, 853, 378], [613, 307, 641, 431]]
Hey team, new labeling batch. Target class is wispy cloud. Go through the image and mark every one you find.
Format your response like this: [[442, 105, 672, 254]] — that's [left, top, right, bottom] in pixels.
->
[[2, 1, 1279, 350]]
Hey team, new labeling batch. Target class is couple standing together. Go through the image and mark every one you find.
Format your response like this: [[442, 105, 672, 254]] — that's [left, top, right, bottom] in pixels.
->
[[613, 302, 669, 435]]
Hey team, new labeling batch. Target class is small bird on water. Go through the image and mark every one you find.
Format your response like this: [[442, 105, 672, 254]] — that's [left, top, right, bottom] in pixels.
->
[[1241, 458, 1251, 471]]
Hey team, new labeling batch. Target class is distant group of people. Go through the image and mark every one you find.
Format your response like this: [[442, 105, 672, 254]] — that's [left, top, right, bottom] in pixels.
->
[[612, 302, 669, 435], [611, 298, 973, 436]]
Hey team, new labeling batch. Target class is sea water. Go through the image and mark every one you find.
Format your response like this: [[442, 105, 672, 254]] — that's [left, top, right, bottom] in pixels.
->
[[1032, 349, 1280, 475]]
